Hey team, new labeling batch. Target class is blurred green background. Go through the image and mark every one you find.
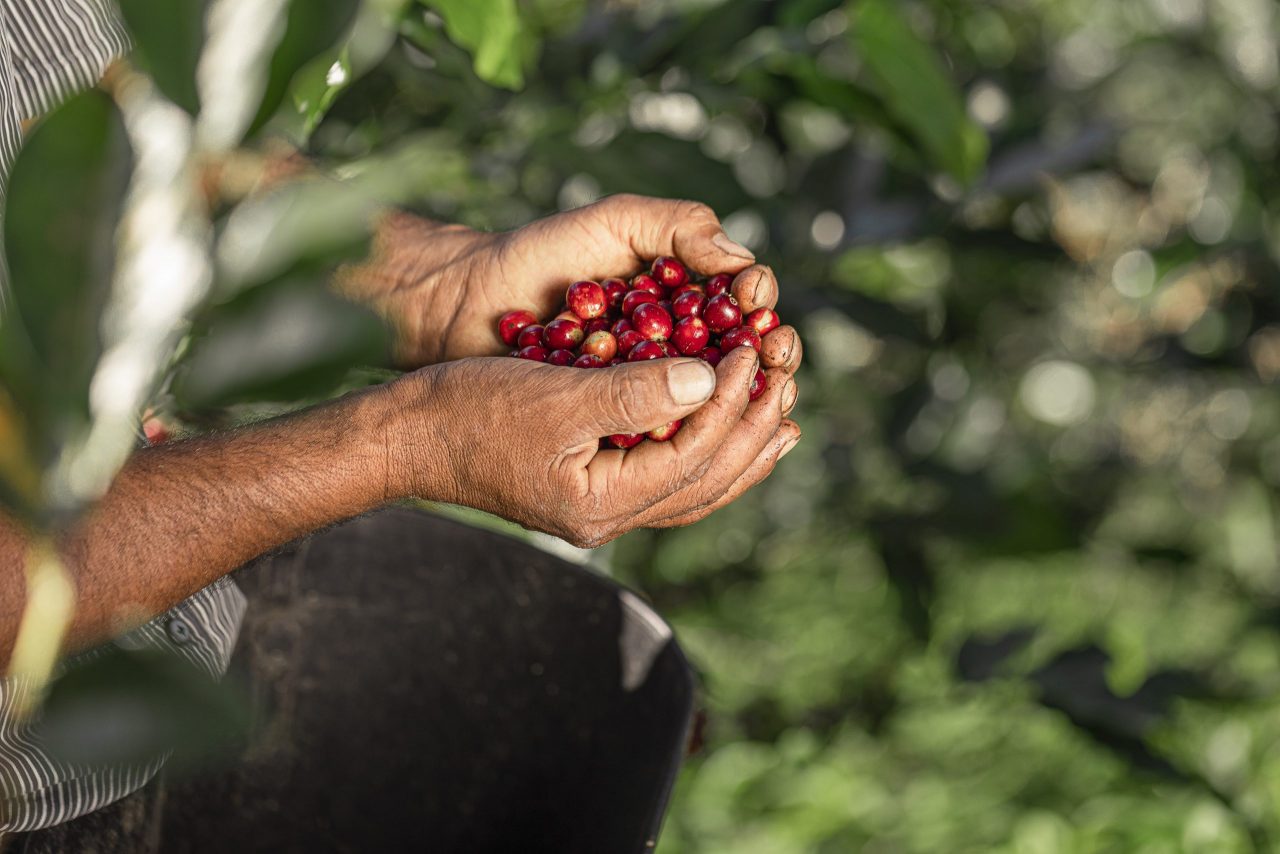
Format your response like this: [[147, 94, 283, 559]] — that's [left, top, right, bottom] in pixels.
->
[[8, 0, 1280, 849], [307, 0, 1280, 850]]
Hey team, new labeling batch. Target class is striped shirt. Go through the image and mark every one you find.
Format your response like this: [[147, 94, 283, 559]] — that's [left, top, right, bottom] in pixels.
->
[[0, 0, 246, 834]]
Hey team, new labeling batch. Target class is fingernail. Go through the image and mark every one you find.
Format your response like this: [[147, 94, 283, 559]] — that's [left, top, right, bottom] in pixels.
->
[[752, 269, 769, 305], [668, 359, 717, 404], [779, 433, 801, 459], [781, 379, 797, 413], [712, 232, 755, 261]]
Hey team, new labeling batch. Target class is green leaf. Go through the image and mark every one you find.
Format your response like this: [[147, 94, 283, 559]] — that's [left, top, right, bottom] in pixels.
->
[[171, 282, 389, 412], [246, 0, 361, 138], [0, 91, 133, 522], [281, 0, 411, 142], [117, 0, 207, 114], [847, 0, 988, 185], [38, 645, 250, 769], [419, 0, 527, 90]]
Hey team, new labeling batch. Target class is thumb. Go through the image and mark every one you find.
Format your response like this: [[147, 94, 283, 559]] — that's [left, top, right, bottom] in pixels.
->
[[581, 358, 717, 437], [596, 195, 756, 275]]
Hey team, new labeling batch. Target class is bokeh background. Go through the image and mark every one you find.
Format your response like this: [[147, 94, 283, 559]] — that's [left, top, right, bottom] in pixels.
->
[[302, 3, 1280, 850], [5, 0, 1280, 850], [314, 1, 1279, 850]]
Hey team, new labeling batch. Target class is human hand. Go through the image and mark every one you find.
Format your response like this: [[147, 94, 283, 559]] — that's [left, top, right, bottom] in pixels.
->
[[341, 195, 803, 379], [386, 346, 800, 547]]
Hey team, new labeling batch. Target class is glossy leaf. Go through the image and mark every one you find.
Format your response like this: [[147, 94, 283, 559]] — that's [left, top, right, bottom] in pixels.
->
[[0, 91, 132, 522], [848, 0, 989, 185], [117, 0, 207, 114], [419, 0, 526, 90], [246, 0, 361, 138]]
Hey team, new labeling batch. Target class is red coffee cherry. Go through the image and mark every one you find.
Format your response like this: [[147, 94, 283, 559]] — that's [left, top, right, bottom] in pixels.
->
[[566, 280, 608, 320], [630, 274, 664, 297], [651, 256, 688, 288], [601, 277, 629, 311], [627, 340, 666, 362], [622, 289, 659, 317], [544, 318, 585, 350], [498, 310, 537, 346], [671, 317, 710, 355], [744, 307, 780, 337], [616, 330, 646, 357], [632, 303, 674, 342], [698, 346, 723, 367], [672, 290, 706, 320], [607, 433, 645, 449], [703, 295, 742, 333], [582, 330, 619, 362], [705, 273, 732, 297], [720, 326, 762, 352], [646, 420, 682, 442], [516, 345, 548, 362], [547, 348, 576, 366], [573, 354, 607, 368], [516, 325, 545, 348], [748, 368, 767, 401]]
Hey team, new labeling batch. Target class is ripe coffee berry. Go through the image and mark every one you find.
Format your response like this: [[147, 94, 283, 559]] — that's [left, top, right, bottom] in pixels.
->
[[607, 433, 645, 449], [622, 289, 659, 317], [705, 273, 732, 298], [627, 340, 666, 362], [495, 251, 789, 452], [582, 330, 619, 362], [672, 290, 705, 319], [744, 307, 780, 337], [672, 317, 710, 355], [647, 420, 682, 442], [632, 303, 674, 342], [704, 295, 742, 333], [544, 318, 585, 350], [517, 345, 548, 362], [651, 256, 688, 288], [566, 280, 607, 320], [553, 310, 583, 328], [498, 310, 537, 346], [601, 277, 628, 310], [631, 274, 663, 297], [720, 325, 762, 353], [616, 329, 645, 357], [516, 325, 545, 349]]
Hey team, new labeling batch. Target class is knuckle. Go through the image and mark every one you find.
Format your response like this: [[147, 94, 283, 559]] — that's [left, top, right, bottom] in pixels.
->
[[675, 199, 716, 224], [607, 373, 651, 427]]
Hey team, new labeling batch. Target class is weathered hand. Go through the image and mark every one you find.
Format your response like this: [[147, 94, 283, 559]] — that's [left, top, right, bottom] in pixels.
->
[[342, 195, 803, 380], [386, 349, 800, 548]]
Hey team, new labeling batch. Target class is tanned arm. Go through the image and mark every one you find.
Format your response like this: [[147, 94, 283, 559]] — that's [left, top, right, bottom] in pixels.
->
[[0, 383, 405, 663]]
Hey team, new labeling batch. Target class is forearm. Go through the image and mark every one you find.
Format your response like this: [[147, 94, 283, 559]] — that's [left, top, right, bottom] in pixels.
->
[[0, 383, 409, 664]]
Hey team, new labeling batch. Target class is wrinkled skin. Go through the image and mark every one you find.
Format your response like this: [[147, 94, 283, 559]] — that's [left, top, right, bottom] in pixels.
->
[[346, 194, 804, 543]]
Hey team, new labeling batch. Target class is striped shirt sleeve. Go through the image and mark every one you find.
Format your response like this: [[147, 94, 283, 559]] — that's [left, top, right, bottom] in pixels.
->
[[0, 0, 249, 836], [0, 0, 129, 118]]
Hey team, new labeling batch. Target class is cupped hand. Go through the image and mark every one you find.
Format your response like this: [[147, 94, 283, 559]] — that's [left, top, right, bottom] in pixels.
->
[[342, 195, 803, 379], [386, 347, 800, 548]]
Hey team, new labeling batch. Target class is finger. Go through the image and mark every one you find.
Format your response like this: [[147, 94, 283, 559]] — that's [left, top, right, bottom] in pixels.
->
[[651, 420, 802, 528], [632, 367, 794, 526], [761, 325, 802, 374], [576, 357, 717, 439], [731, 265, 778, 314], [591, 194, 756, 276], [585, 348, 760, 512]]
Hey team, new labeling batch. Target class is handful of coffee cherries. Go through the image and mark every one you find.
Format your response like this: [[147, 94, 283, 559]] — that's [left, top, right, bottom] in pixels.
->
[[496, 256, 780, 449]]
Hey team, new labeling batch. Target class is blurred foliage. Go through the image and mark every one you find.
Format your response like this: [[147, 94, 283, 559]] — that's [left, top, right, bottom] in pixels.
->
[[3, 0, 1280, 849], [298, 0, 1280, 849]]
